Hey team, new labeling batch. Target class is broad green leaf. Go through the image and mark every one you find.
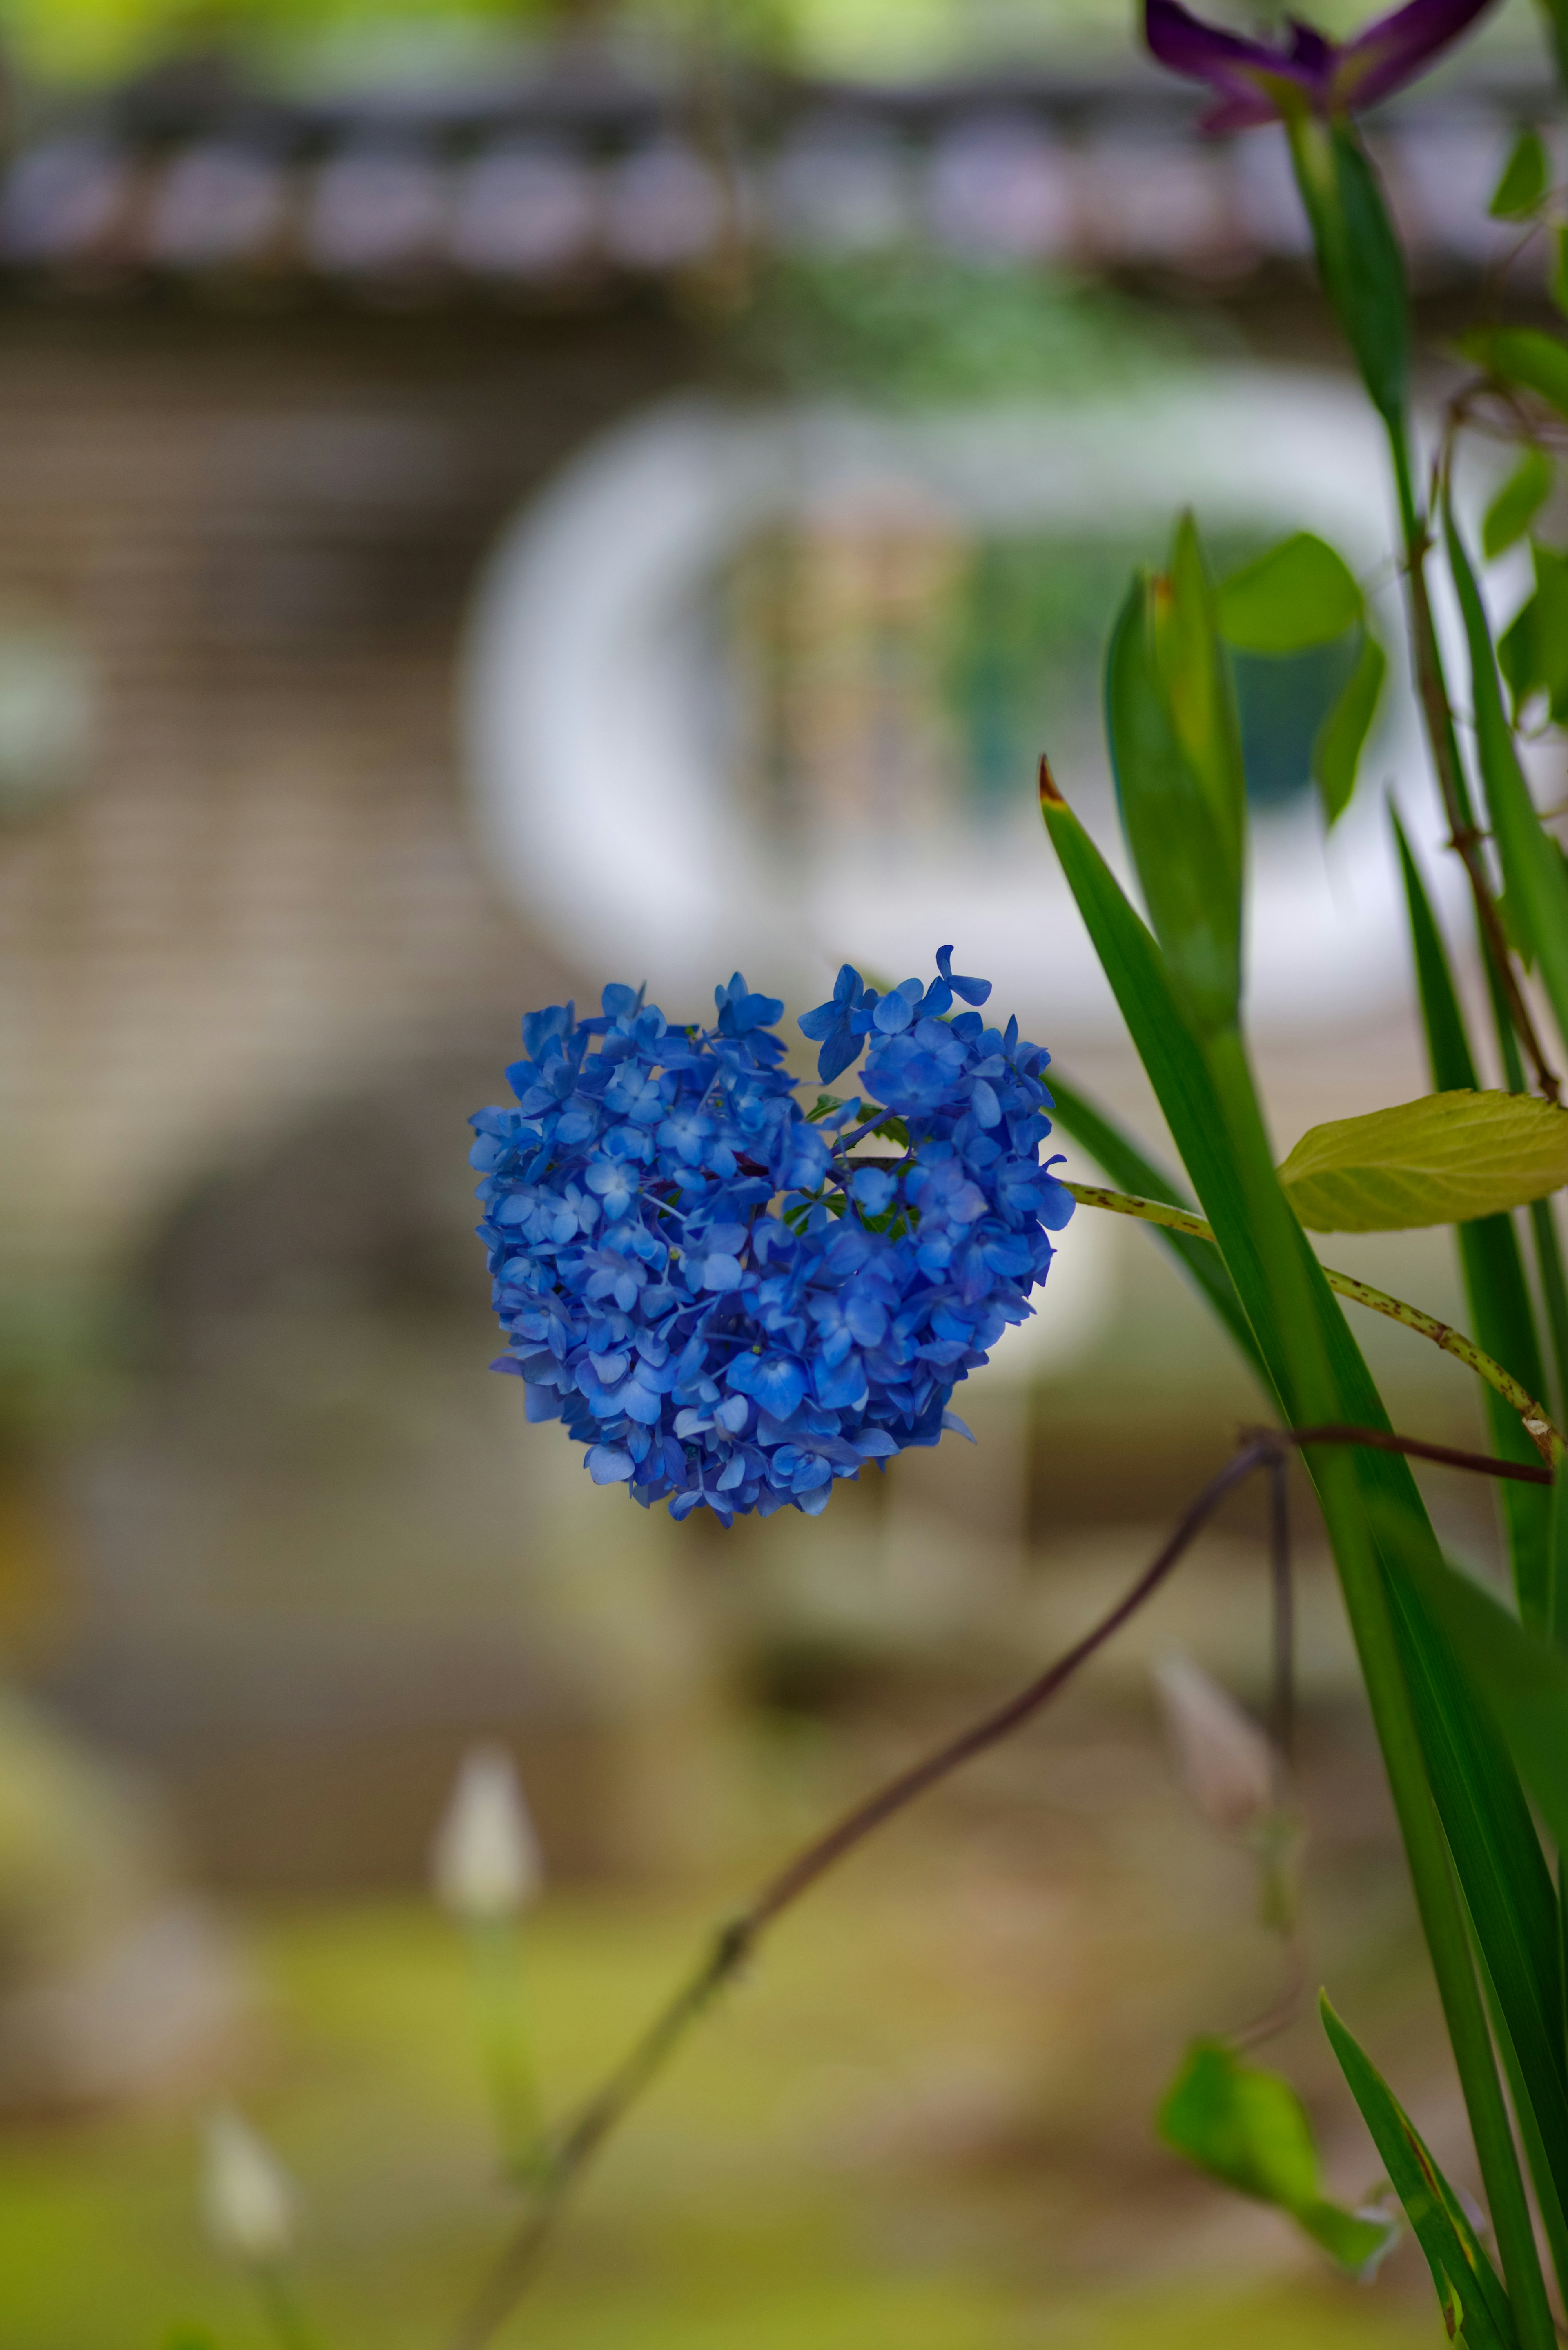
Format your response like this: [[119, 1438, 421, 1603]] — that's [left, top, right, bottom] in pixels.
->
[[1039, 1070, 1266, 1380], [1216, 533, 1363, 653], [1464, 327, 1568, 426], [1499, 543, 1568, 725], [1482, 450, 1554, 561], [1160, 2038, 1395, 2274], [1323, 1995, 1519, 2350], [1277, 1090, 1568, 1233], [1394, 818, 1551, 1621], [1103, 562, 1242, 1040], [1312, 628, 1385, 825], [1490, 127, 1550, 219], [1552, 227, 1568, 321], [1448, 513, 1568, 1061], [1041, 776, 1568, 2290]]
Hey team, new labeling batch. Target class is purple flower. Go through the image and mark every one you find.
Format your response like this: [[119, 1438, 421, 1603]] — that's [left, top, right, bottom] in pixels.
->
[[1146, 0, 1496, 132]]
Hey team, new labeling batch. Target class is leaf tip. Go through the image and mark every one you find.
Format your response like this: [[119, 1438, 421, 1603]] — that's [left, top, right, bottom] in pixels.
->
[[1038, 753, 1066, 812]]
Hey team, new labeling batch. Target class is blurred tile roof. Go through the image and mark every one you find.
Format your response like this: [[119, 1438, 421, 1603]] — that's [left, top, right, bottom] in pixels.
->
[[0, 61, 1553, 294]]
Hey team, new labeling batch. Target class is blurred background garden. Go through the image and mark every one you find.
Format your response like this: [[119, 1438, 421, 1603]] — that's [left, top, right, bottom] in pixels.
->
[[0, 0, 1563, 2339]]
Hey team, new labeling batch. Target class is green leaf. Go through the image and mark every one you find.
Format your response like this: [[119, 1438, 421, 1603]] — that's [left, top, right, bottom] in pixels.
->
[[1289, 118, 1409, 427], [1395, 1535, 1568, 1866], [1160, 2038, 1395, 2274], [1159, 515, 1248, 878], [1394, 817, 1552, 1621], [1498, 543, 1568, 725], [1388, 1520, 1568, 2265], [1448, 511, 1568, 1059], [1103, 548, 1243, 1040], [1044, 1070, 1267, 1380], [1312, 628, 1385, 825], [1552, 227, 1568, 321], [1041, 775, 1568, 2297], [1490, 128, 1550, 219], [1482, 451, 1554, 561], [1322, 1995, 1519, 2349], [1216, 532, 1364, 653], [1276, 1090, 1568, 1233], [1464, 328, 1568, 426]]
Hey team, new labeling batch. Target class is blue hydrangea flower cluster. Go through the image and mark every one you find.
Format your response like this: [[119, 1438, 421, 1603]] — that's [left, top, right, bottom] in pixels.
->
[[470, 950, 1074, 1525]]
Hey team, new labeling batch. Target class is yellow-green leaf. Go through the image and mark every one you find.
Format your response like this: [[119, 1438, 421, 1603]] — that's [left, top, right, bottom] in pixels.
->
[[1216, 531, 1363, 654], [1490, 126, 1549, 219], [1159, 2038, 1396, 2276], [1278, 1090, 1568, 1232], [1463, 327, 1568, 426], [1482, 450, 1553, 562]]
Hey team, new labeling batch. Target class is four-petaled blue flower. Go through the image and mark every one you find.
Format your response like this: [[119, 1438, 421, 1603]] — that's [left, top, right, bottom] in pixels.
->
[[471, 954, 1074, 1525]]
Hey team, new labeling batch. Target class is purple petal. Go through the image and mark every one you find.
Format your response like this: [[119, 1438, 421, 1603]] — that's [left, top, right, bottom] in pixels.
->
[[1144, 0, 1323, 127], [1330, 0, 1495, 111]]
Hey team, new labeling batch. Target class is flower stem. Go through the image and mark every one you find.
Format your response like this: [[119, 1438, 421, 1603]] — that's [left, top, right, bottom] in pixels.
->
[[1063, 1179, 1566, 1467], [1385, 413, 1561, 1101], [443, 1421, 1551, 2350], [445, 1438, 1276, 2350]]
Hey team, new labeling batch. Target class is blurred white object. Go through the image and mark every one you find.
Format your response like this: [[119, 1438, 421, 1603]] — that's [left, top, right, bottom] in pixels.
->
[[1152, 1651, 1276, 1837], [464, 382, 1462, 1039], [201, 2103, 295, 2264], [430, 1744, 543, 1922]]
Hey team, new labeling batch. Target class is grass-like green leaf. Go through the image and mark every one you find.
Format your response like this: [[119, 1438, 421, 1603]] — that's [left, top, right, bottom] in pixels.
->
[[1041, 773, 1568, 2302], [1103, 541, 1243, 1039], [1215, 532, 1363, 653], [1322, 1994, 1519, 2350], [1396, 1538, 1568, 1857], [1483, 451, 1554, 561], [1448, 511, 1568, 1059], [1464, 328, 1568, 425], [1394, 818, 1551, 1618], [1276, 1090, 1568, 1233], [1160, 2038, 1395, 2274], [1040, 1070, 1266, 1380], [1311, 627, 1385, 826], [1490, 127, 1550, 219], [1498, 542, 1568, 726]]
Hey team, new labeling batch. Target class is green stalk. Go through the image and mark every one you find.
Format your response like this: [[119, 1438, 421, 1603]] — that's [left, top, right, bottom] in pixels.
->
[[1062, 1180, 1563, 1464], [1385, 419, 1562, 1102], [1484, 940, 1568, 1424], [1203, 1026, 1557, 2350]]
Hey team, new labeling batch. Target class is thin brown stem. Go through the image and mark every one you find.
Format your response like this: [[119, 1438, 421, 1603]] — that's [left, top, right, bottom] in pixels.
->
[[443, 1420, 1547, 2350], [1267, 1451, 1294, 1775], [444, 1438, 1271, 2350], [1273, 1420, 1553, 1486]]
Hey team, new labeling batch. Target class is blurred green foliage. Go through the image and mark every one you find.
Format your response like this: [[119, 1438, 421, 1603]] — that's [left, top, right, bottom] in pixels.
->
[[0, 1891, 1442, 2350], [738, 253, 1192, 412]]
